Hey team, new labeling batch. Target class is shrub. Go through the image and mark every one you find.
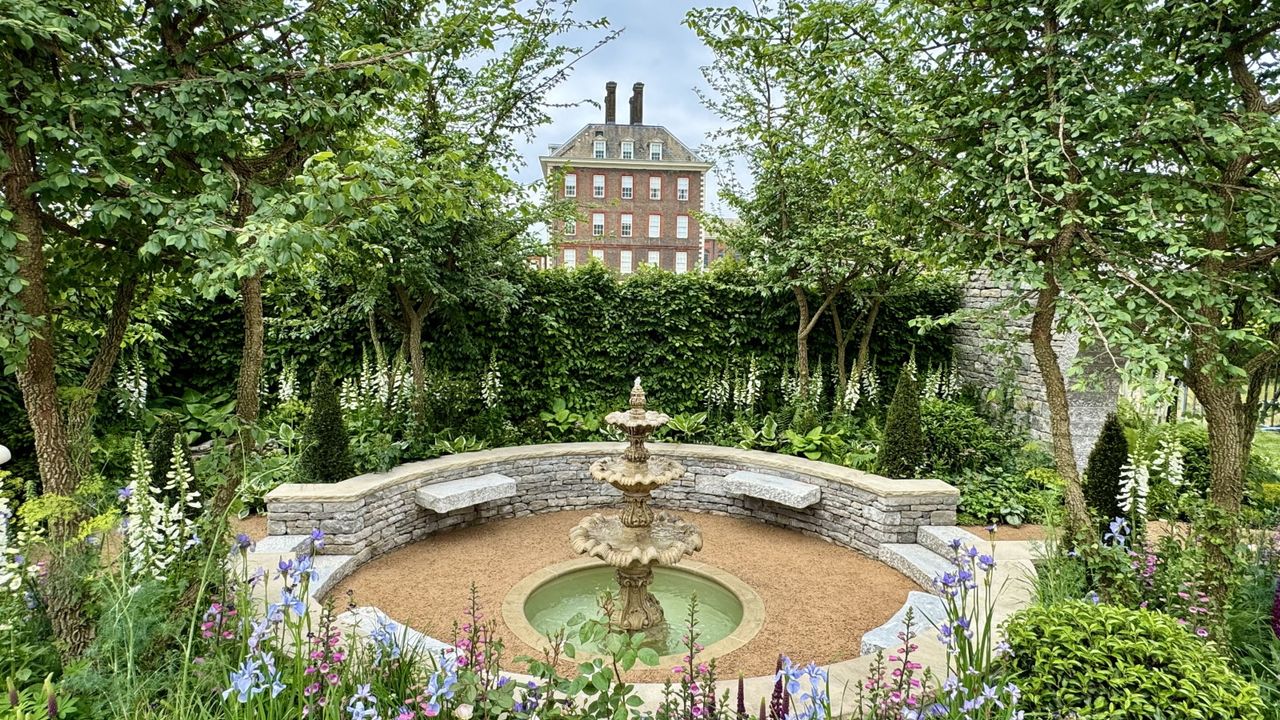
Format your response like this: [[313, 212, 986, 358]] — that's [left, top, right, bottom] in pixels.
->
[[919, 397, 1016, 474], [295, 366, 355, 483], [147, 413, 192, 491], [1003, 601, 1263, 719], [1083, 414, 1127, 523], [877, 367, 922, 478]]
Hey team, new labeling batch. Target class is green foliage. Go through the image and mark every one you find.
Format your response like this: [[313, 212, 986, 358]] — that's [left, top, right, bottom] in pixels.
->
[[781, 425, 846, 463], [919, 397, 1013, 475], [1003, 601, 1263, 720], [147, 415, 191, 492], [1083, 415, 1127, 524], [294, 366, 354, 484], [877, 368, 922, 478]]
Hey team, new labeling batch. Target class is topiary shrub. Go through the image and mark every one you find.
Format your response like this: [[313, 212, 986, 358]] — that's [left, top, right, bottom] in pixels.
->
[[147, 413, 191, 488], [1003, 601, 1263, 719], [1083, 414, 1127, 524], [877, 365, 922, 478], [295, 365, 355, 484]]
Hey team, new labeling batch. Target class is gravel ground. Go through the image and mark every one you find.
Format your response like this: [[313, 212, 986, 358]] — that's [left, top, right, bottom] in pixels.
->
[[328, 509, 920, 682]]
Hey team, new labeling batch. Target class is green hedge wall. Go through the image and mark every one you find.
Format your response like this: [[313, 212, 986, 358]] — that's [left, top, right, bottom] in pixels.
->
[[259, 262, 959, 419], [0, 263, 959, 476]]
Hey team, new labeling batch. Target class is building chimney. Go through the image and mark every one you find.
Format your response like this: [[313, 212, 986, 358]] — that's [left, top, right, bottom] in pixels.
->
[[629, 82, 644, 125], [604, 81, 617, 123]]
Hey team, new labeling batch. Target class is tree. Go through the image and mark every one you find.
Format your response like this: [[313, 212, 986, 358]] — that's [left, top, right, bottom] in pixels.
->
[[689, 5, 925, 396], [316, 0, 612, 421], [1082, 414, 1127, 526], [295, 366, 354, 484], [878, 362, 923, 478]]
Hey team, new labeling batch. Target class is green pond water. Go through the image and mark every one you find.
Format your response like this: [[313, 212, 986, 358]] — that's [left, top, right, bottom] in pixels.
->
[[524, 566, 744, 656]]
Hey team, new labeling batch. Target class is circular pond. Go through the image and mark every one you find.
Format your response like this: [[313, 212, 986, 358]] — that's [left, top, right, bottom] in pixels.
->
[[525, 565, 742, 654], [504, 557, 765, 662]]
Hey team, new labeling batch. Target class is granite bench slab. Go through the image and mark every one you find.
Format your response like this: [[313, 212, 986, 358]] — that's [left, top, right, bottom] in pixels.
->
[[698, 470, 821, 508], [414, 473, 517, 513]]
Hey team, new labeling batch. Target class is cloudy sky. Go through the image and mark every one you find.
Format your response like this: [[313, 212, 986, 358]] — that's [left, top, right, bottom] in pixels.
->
[[510, 0, 748, 217]]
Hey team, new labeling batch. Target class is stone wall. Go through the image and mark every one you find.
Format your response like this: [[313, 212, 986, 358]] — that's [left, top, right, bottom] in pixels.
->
[[952, 271, 1118, 468], [264, 443, 958, 566]]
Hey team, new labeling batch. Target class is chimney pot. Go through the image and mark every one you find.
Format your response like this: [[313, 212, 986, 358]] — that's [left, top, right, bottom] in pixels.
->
[[604, 81, 617, 124], [630, 82, 644, 125]]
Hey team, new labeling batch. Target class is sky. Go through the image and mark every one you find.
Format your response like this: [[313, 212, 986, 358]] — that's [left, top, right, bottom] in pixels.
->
[[511, 0, 748, 218]]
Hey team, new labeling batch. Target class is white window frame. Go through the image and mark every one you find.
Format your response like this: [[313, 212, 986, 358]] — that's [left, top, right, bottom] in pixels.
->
[[647, 250, 660, 266], [676, 215, 689, 239], [649, 176, 661, 200], [677, 177, 689, 201], [593, 140, 606, 159], [620, 250, 633, 275], [592, 212, 605, 237], [621, 140, 634, 160], [564, 219, 576, 236], [564, 248, 577, 269], [649, 142, 663, 161], [620, 213, 633, 238], [592, 249, 604, 262], [621, 175, 633, 199], [675, 251, 688, 273], [563, 174, 576, 197], [593, 174, 605, 199], [647, 214, 661, 239]]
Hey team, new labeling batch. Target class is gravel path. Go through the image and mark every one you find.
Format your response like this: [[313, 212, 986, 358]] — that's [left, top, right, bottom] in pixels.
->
[[329, 509, 920, 681]]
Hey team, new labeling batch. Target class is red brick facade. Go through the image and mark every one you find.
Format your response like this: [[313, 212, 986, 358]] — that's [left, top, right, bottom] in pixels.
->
[[555, 167, 702, 272], [539, 83, 712, 274]]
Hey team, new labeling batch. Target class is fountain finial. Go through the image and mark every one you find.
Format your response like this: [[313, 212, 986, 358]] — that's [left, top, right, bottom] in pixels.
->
[[630, 377, 646, 415]]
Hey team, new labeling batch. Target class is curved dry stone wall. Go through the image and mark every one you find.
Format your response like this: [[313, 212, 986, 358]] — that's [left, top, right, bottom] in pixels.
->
[[264, 443, 958, 565]]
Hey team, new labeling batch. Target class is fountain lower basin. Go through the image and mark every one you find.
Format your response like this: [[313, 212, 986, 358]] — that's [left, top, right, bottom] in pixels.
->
[[502, 558, 765, 661]]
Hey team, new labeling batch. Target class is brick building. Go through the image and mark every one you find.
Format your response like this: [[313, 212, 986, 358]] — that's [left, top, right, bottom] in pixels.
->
[[539, 82, 713, 273]]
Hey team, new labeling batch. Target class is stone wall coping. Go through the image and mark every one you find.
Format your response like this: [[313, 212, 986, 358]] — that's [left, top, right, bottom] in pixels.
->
[[265, 442, 957, 503]]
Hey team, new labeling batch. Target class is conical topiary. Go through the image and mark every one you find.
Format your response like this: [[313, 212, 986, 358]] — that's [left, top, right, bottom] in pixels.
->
[[877, 363, 923, 478], [149, 413, 193, 493], [1083, 413, 1128, 524], [295, 365, 355, 483]]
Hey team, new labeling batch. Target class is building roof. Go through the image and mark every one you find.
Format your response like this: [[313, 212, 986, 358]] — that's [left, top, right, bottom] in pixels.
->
[[539, 122, 713, 176]]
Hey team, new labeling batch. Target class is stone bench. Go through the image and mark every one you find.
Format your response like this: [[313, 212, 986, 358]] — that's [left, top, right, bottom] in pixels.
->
[[414, 473, 517, 513], [698, 470, 821, 509]]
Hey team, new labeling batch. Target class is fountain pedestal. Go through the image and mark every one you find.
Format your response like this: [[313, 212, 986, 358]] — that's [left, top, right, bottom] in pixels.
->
[[569, 380, 702, 637]]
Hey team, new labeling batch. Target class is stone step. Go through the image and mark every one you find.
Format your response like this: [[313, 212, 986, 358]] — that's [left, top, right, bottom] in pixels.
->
[[415, 473, 517, 513], [860, 590, 949, 655], [879, 543, 956, 592], [916, 525, 985, 559], [307, 554, 357, 600], [252, 534, 311, 555]]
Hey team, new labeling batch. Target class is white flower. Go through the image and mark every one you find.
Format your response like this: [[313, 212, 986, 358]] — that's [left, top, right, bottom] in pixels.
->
[[1117, 454, 1150, 518]]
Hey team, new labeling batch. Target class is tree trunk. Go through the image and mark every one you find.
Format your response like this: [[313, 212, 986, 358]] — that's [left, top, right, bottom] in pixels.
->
[[792, 286, 811, 392], [852, 297, 881, 389], [406, 312, 425, 422], [394, 283, 431, 423], [1029, 274, 1091, 542], [832, 299, 848, 395], [65, 272, 139, 470], [235, 270, 266, 450], [2, 109, 95, 659]]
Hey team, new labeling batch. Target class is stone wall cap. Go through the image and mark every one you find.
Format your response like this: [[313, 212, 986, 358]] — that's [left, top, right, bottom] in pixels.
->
[[264, 442, 958, 503]]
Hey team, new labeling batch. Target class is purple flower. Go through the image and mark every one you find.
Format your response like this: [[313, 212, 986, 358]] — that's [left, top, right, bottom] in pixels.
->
[[310, 528, 326, 549], [1086, 591, 1100, 604], [235, 533, 254, 551], [1104, 517, 1130, 547], [1272, 578, 1280, 640], [117, 486, 133, 502]]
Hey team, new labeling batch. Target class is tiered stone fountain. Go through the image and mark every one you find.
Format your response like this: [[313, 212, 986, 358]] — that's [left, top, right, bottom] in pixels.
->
[[569, 379, 703, 637]]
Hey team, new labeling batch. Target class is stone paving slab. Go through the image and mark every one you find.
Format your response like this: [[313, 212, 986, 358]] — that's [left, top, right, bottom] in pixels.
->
[[860, 590, 949, 655]]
